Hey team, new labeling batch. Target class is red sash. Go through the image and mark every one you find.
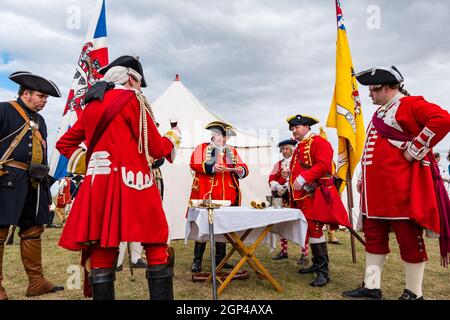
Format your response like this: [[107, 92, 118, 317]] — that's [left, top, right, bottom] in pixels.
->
[[372, 113, 450, 267], [85, 91, 135, 167]]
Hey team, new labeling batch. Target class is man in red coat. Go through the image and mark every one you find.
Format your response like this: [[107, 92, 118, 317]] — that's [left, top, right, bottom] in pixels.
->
[[56, 56, 180, 300], [288, 115, 350, 287], [269, 139, 310, 265], [343, 66, 450, 300], [54, 176, 72, 226], [189, 121, 249, 272]]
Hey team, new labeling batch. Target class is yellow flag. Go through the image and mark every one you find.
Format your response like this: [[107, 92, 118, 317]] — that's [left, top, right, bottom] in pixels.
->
[[326, 0, 365, 192]]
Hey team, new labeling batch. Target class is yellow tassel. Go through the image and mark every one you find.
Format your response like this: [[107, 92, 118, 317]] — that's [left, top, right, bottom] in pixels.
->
[[319, 126, 329, 140]]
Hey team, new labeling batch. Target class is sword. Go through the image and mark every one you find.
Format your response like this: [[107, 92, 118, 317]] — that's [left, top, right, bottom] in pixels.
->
[[190, 194, 231, 300], [202, 193, 220, 300], [126, 242, 136, 282], [207, 203, 218, 300], [301, 183, 366, 246]]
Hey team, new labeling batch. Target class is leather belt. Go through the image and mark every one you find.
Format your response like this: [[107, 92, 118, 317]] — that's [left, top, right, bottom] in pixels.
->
[[5, 160, 29, 171]]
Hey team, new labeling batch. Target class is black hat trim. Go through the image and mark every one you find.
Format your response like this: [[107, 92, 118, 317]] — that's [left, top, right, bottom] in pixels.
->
[[99, 55, 147, 87], [278, 139, 298, 147], [355, 66, 404, 86], [286, 114, 319, 128], [9, 71, 61, 97]]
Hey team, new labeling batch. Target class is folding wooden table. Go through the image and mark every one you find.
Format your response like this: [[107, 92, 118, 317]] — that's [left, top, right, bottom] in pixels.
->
[[185, 206, 307, 296]]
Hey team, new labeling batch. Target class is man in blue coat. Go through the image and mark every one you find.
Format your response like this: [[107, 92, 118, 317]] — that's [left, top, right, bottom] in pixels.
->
[[0, 71, 64, 299]]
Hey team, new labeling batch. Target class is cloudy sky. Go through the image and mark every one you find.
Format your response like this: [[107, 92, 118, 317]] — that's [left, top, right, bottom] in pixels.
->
[[1, 0, 449, 165]]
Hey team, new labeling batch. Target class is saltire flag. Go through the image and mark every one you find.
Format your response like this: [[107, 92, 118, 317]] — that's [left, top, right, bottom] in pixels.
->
[[326, 0, 365, 191], [49, 0, 108, 179]]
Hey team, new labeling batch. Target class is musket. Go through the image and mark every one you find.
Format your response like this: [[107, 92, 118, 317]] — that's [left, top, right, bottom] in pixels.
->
[[5, 225, 16, 245]]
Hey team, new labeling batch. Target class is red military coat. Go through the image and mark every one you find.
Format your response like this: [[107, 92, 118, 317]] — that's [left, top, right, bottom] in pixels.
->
[[56, 177, 72, 208], [189, 143, 248, 205], [361, 95, 450, 233], [56, 88, 178, 250], [290, 132, 350, 227], [268, 158, 291, 203], [268, 158, 290, 186]]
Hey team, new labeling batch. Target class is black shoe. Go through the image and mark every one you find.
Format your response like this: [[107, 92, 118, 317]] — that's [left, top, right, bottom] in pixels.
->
[[308, 253, 329, 287], [272, 252, 288, 260], [191, 261, 202, 273], [328, 240, 341, 245], [50, 285, 65, 293], [342, 283, 382, 300], [309, 272, 329, 287], [46, 224, 60, 229], [297, 254, 309, 266], [298, 258, 318, 274], [116, 265, 123, 272], [399, 289, 424, 300], [131, 259, 148, 268]]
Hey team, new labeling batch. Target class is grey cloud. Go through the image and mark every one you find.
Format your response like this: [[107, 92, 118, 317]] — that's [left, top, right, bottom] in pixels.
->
[[0, 0, 449, 153]]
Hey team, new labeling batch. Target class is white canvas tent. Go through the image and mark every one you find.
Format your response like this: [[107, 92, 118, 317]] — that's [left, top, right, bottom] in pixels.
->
[[152, 75, 276, 240]]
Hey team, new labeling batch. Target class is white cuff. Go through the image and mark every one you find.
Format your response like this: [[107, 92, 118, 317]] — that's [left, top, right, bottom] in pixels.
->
[[296, 175, 306, 187], [269, 181, 279, 191], [406, 127, 435, 161], [236, 166, 246, 179], [406, 142, 430, 161]]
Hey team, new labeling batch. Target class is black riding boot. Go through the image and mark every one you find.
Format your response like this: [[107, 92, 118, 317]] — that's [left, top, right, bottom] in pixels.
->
[[147, 247, 175, 300], [89, 268, 116, 300], [215, 242, 233, 269], [309, 242, 330, 287], [192, 241, 206, 272], [298, 257, 318, 274]]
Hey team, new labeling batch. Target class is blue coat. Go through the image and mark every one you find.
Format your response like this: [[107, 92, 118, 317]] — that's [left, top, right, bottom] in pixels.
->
[[0, 98, 51, 226]]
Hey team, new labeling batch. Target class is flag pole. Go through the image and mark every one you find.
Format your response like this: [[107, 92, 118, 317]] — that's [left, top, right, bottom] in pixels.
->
[[345, 140, 357, 263]]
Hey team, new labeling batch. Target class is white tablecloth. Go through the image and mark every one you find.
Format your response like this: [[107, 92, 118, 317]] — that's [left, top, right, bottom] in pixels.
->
[[185, 206, 308, 249]]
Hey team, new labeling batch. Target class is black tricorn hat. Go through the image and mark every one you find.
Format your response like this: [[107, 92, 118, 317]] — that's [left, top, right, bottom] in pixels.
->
[[355, 66, 404, 86], [9, 71, 61, 97], [205, 120, 236, 137], [286, 114, 319, 130], [278, 139, 298, 148], [99, 55, 147, 87]]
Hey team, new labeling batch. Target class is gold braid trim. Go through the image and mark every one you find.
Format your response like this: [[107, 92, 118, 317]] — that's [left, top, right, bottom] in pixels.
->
[[135, 91, 157, 166]]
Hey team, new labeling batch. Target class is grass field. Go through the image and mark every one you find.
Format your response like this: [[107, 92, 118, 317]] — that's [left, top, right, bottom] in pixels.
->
[[2, 228, 449, 300]]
